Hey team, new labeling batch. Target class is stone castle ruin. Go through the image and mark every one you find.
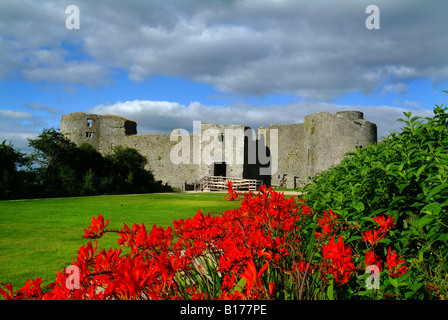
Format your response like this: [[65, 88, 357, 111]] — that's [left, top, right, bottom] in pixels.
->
[[60, 110, 377, 190]]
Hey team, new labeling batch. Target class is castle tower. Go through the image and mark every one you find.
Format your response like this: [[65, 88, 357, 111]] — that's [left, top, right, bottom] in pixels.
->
[[60, 112, 137, 154], [304, 110, 377, 181]]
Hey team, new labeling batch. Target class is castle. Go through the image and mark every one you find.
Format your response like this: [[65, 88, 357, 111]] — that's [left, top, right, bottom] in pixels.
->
[[60, 110, 377, 190]]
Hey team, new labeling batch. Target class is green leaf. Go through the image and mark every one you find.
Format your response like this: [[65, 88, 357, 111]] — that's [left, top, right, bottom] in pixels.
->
[[410, 116, 422, 123], [417, 215, 434, 229], [426, 183, 448, 200], [436, 233, 448, 242], [405, 281, 424, 299], [389, 277, 398, 288], [421, 202, 442, 216], [327, 278, 334, 300], [234, 276, 246, 294], [353, 201, 365, 212], [418, 249, 424, 262], [347, 235, 362, 244]]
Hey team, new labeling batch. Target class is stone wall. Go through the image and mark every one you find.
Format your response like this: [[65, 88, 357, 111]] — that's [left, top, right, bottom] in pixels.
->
[[126, 134, 199, 190], [60, 111, 377, 190], [267, 123, 307, 189]]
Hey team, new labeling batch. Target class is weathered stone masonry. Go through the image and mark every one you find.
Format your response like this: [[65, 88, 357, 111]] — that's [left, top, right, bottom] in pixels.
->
[[60, 110, 377, 190]]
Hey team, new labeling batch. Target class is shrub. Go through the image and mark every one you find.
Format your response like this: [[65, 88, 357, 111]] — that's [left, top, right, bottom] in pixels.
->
[[299, 97, 448, 299]]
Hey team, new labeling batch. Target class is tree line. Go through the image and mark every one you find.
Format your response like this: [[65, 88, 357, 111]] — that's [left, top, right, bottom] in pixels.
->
[[1, 128, 160, 200]]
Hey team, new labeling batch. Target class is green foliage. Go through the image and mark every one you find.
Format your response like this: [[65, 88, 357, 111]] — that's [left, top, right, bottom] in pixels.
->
[[104, 145, 157, 194], [28, 128, 76, 168], [1, 128, 159, 199], [0, 140, 31, 199], [299, 97, 448, 299]]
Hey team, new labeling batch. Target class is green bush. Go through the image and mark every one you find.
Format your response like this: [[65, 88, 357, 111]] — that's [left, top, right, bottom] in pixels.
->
[[299, 94, 448, 299], [1, 128, 159, 199]]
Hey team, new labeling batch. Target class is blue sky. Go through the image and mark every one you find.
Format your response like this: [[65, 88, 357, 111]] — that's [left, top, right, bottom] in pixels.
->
[[1, 0, 448, 152]]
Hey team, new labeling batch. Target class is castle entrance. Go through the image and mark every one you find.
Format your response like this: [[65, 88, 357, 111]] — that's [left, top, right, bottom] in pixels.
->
[[213, 162, 226, 177]]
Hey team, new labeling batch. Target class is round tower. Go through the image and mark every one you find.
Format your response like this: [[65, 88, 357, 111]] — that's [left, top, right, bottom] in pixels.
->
[[60, 112, 137, 154], [305, 111, 377, 179], [60, 112, 102, 149]]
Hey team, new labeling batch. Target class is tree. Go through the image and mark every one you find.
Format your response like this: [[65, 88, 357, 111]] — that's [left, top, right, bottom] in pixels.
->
[[3, 129, 158, 198], [0, 140, 29, 199], [104, 146, 157, 194], [27, 128, 76, 169], [27, 128, 80, 197]]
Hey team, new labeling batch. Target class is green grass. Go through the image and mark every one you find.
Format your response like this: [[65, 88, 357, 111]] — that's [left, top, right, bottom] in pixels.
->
[[0, 192, 241, 291]]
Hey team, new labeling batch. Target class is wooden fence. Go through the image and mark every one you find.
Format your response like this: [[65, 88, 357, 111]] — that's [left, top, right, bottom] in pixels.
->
[[194, 176, 262, 192]]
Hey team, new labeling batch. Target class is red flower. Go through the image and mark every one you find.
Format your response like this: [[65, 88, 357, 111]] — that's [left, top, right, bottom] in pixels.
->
[[0, 282, 14, 300], [362, 229, 385, 247], [364, 250, 382, 271], [385, 247, 407, 278], [315, 209, 337, 239], [107, 259, 153, 300], [16, 278, 43, 300], [225, 180, 239, 201], [83, 215, 110, 239], [322, 236, 356, 285], [372, 215, 395, 233], [117, 223, 134, 247]]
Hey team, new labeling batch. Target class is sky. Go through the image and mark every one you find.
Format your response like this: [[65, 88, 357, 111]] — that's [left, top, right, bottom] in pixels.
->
[[1, 0, 448, 153]]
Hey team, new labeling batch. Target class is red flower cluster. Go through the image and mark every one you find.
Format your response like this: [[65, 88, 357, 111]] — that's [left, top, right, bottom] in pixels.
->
[[1, 186, 312, 300], [314, 210, 408, 288], [361, 215, 395, 247], [1, 186, 408, 300], [0, 278, 43, 300], [322, 235, 356, 285], [361, 214, 408, 280], [385, 247, 408, 278]]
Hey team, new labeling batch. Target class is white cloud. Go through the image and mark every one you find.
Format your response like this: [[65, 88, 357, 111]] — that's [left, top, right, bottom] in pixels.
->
[[394, 100, 421, 110], [1, 0, 447, 99], [382, 83, 408, 95], [0, 110, 34, 120]]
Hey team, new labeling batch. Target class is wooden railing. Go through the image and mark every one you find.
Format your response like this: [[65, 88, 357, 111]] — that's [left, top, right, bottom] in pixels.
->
[[194, 176, 262, 192]]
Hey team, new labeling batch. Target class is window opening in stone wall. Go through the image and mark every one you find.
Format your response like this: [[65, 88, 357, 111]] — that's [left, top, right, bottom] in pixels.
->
[[218, 133, 224, 142], [86, 132, 93, 138], [87, 119, 93, 127]]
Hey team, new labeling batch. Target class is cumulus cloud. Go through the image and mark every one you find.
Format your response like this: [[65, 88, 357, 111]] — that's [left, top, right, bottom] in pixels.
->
[[89, 99, 433, 140], [1, 0, 447, 99]]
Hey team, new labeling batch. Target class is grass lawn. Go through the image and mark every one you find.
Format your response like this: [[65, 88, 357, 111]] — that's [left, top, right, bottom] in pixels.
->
[[0, 192, 241, 291]]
